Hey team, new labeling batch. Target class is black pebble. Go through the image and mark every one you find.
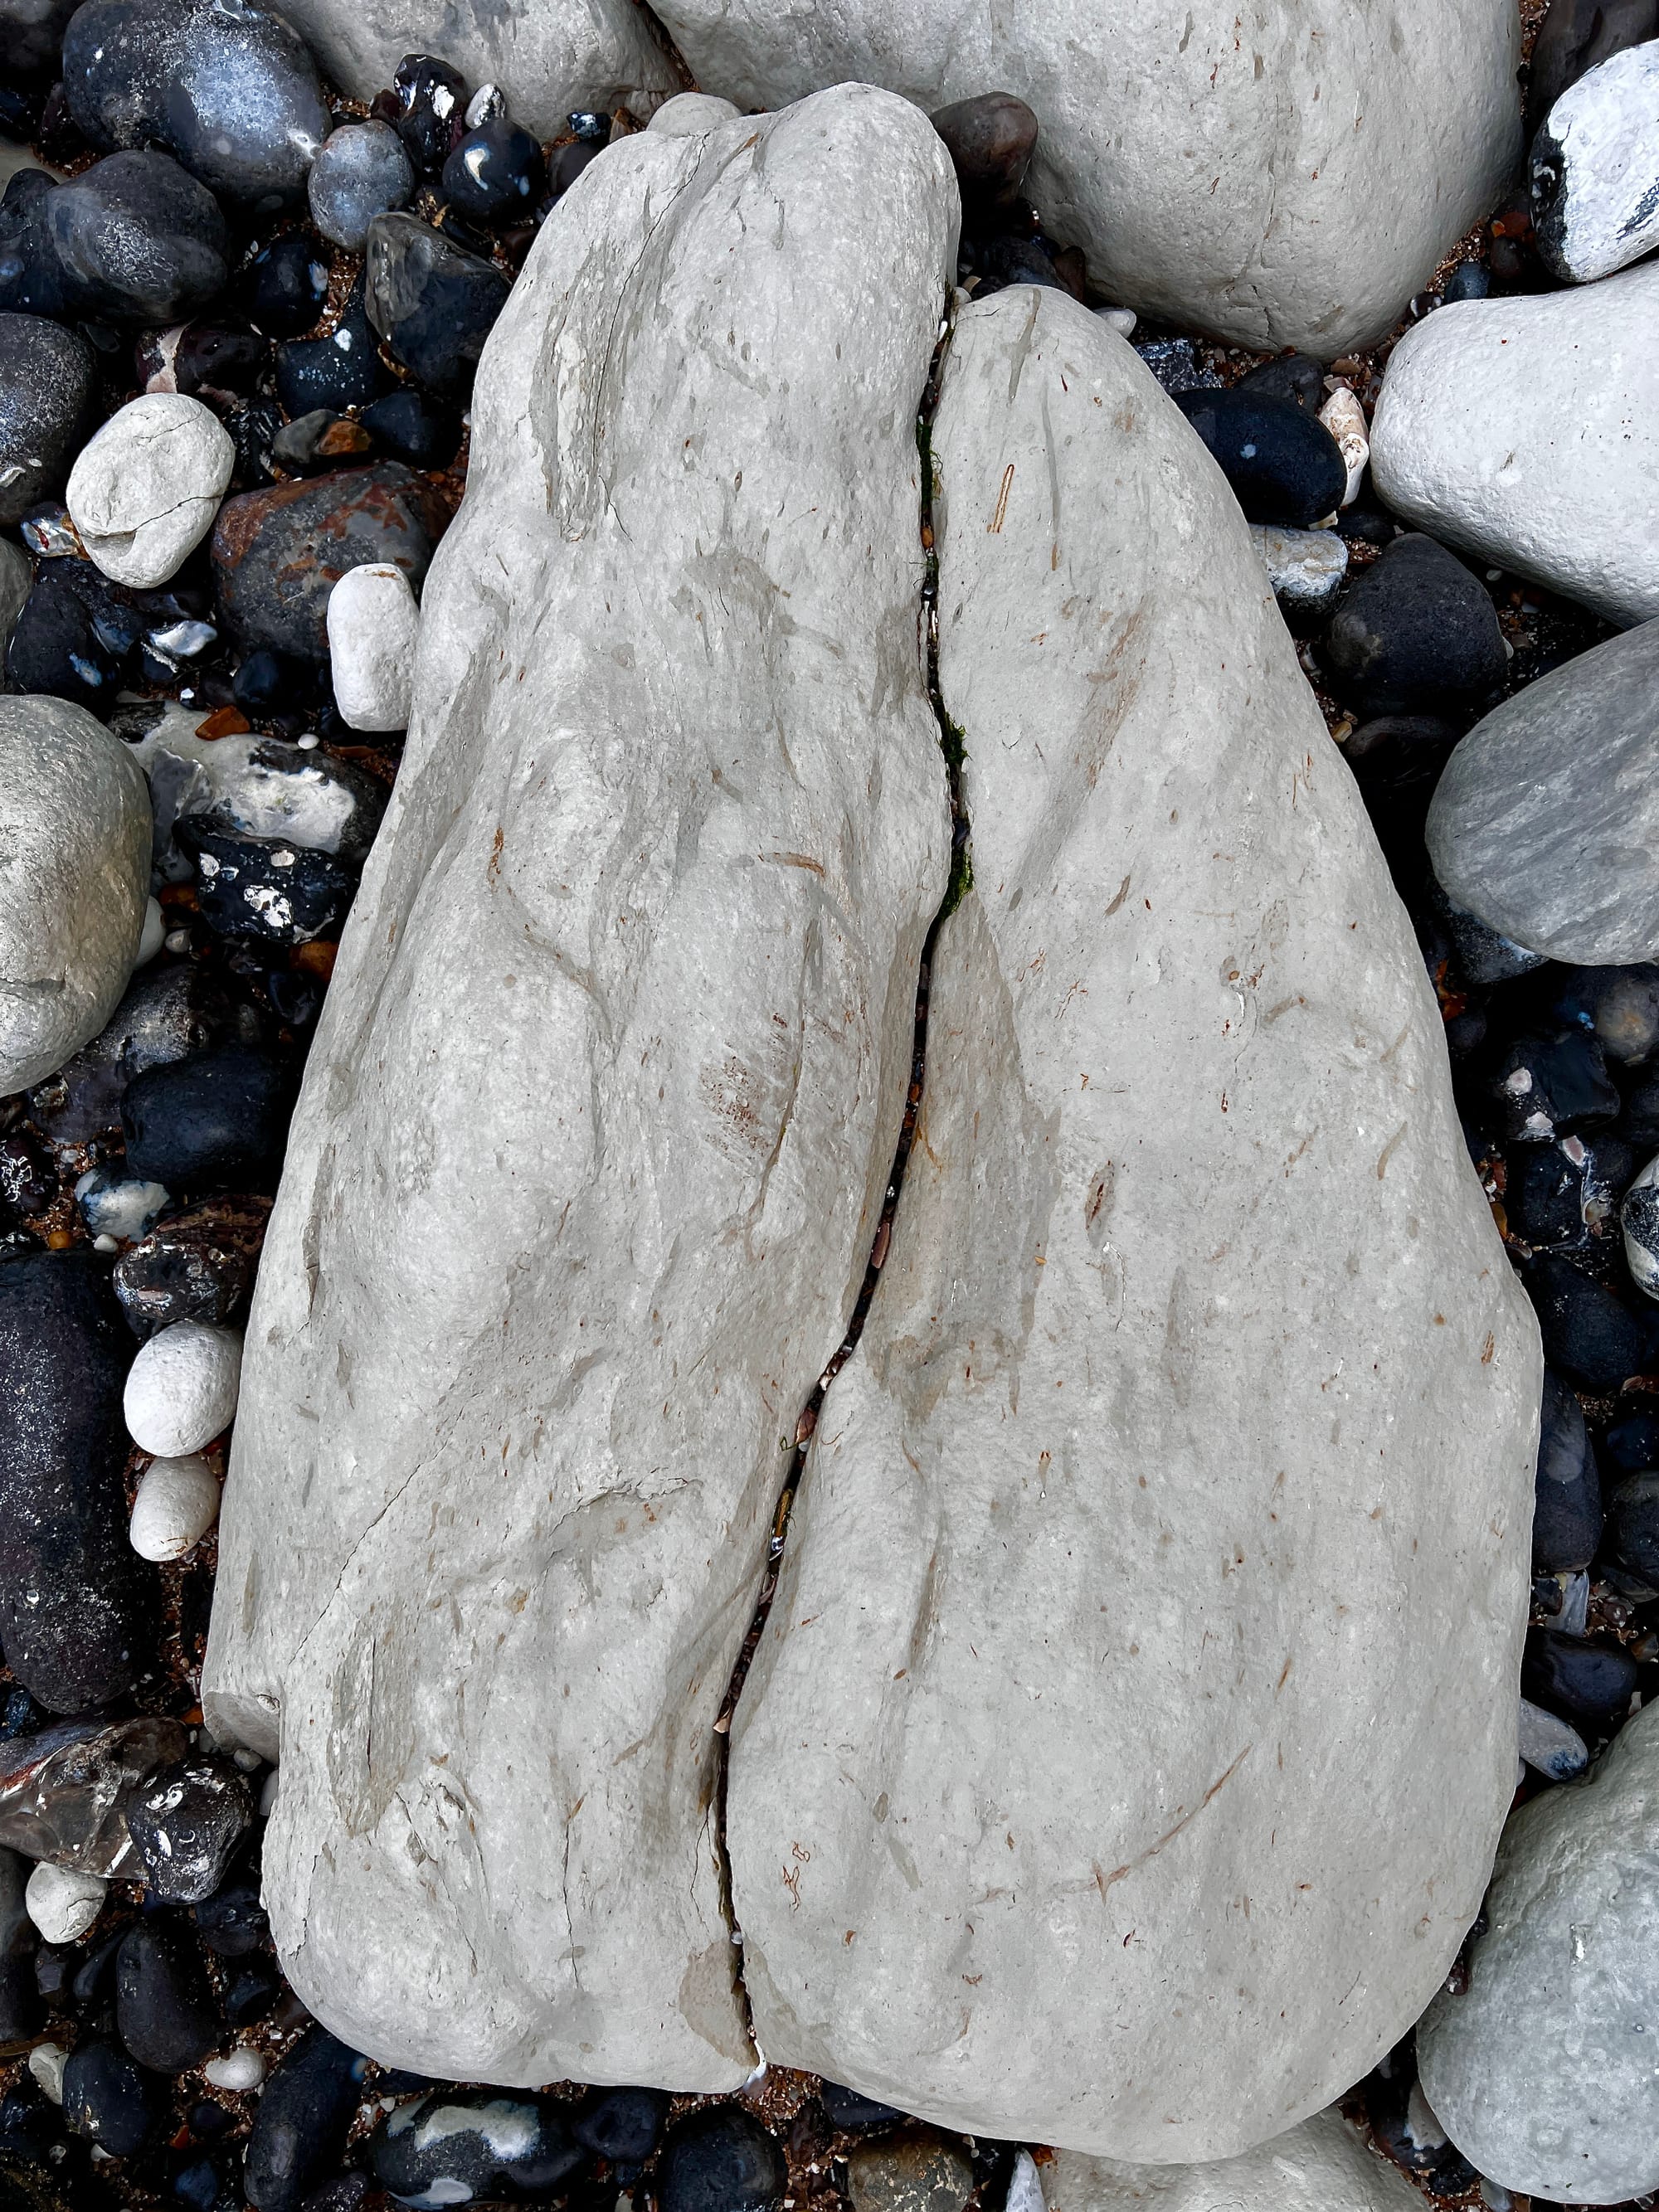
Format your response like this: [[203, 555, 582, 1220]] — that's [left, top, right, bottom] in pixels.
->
[[363, 211, 511, 396], [5, 563, 124, 716], [226, 395, 285, 489], [27, 962, 230, 1145], [182, 823, 359, 946], [1608, 1471, 1659, 1582], [1491, 1028, 1620, 1145], [121, 1043, 296, 1192], [275, 273, 389, 416], [1440, 261, 1491, 304], [195, 1859, 269, 1960], [1532, 1369, 1603, 1573], [1617, 1066, 1659, 1150], [818, 2081, 905, 2132], [441, 116, 546, 226], [61, 2039, 154, 2156], [223, 1960, 281, 2025], [1506, 1137, 1632, 1255], [1321, 533, 1508, 717], [929, 92, 1038, 207], [1521, 1626, 1639, 1735], [1132, 335, 1221, 395], [0, 1252, 155, 1713], [0, 1850, 38, 2044], [1527, 0, 1659, 127], [392, 53, 467, 173], [1523, 1252, 1658, 1393], [246, 236, 330, 338], [127, 1756, 255, 1904], [657, 2107, 786, 2212], [114, 1193, 272, 1338], [1172, 386, 1346, 527], [244, 2027, 369, 2212], [0, 310, 96, 524], [547, 137, 606, 202], [1603, 1405, 1659, 1473], [372, 2092, 583, 2202], [40, 150, 231, 323], [116, 1918, 218, 2072], [360, 386, 460, 469], [573, 2086, 669, 2166], [1236, 351, 1328, 411]]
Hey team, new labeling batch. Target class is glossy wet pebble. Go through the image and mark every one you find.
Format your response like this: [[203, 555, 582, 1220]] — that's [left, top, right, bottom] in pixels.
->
[[370, 2091, 584, 2204], [1173, 386, 1347, 526], [127, 1755, 252, 1904], [245, 235, 330, 338], [274, 271, 389, 416], [363, 211, 512, 396], [440, 114, 546, 226], [0, 311, 95, 524], [845, 2131, 975, 2212], [120, 1043, 296, 1191], [309, 119, 414, 251]]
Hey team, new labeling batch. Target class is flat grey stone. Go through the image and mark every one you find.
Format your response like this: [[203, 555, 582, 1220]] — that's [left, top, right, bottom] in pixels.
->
[[1370, 262, 1659, 628], [274, 0, 677, 140], [1417, 1699, 1659, 2204], [726, 288, 1541, 2160], [1426, 616, 1659, 964], [0, 694, 152, 1094], [650, 0, 1521, 353], [1532, 38, 1659, 283], [1039, 2108, 1431, 2211], [202, 86, 954, 2091]]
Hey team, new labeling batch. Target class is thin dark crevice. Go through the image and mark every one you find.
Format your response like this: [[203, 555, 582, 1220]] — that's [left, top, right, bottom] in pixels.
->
[[708, 300, 971, 2044]]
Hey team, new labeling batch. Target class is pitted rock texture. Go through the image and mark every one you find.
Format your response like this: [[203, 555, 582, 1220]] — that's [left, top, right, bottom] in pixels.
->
[[724, 289, 1541, 2159], [650, 0, 1520, 353], [1038, 2110, 1429, 2212], [273, 0, 678, 141], [202, 86, 955, 2092]]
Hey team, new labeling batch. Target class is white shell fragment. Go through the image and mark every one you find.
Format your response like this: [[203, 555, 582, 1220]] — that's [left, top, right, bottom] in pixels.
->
[[130, 1454, 221, 1562], [1318, 384, 1370, 506], [203, 2046, 267, 2091], [124, 1322, 243, 1458]]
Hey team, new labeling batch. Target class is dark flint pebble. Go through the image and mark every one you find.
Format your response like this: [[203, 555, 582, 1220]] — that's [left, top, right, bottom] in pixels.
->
[[245, 2027, 369, 2212], [0, 166, 75, 318], [62, 2039, 154, 2156], [2, 0, 78, 76], [126, 1755, 255, 1904], [1491, 1028, 1620, 1145], [121, 1043, 297, 1193], [1131, 335, 1221, 395], [1338, 506, 1399, 549], [223, 1960, 281, 2025], [41, 150, 231, 323], [1506, 1136, 1632, 1255], [1521, 1626, 1639, 1735], [232, 649, 317, 720], [360, 386, 460, 469], [144, 319, 269, 406], [1603, 1405, 1659, 1473], [115, 1917, 218, 2072], [27, 963, 230, 1145], [114, 1193, 272, 1339], [182, 822, 359, 946], [573, 2085, 669, 2165], [372, 2091, 585, 2202], [1527, 0, 1659, 126], [270, 408, 373, 474], [275, 273, 390, 417], [246, 236, 330, 339], [227, 396, 285, 489], [170, 2149, 240, 2210], [0, 1715, 189, 1872], [820, 2081, 906, 2132], [929, 92, 1038, 205], [0, 1253, 155, 1714], [1522, 1252, 1658, 1393], [212, 461, 449, 659], [1440, 261, 1491, 304], [1608, 1470, 1659, 1582], [0, 311, 96, 524], [441, 116, 546, 226], [1321, 533, 1508, 717], [69, 1922, 129, 2015], [1172, 386, 1346, 526], [363, 211, 512, 396], [962, 230, 1071, 296], [195, 1862, 269, 1960], [547, 137, 606, 202], [5, 562, 123, 714], [658, 2107, 786, 2212], [1236, 351, 1328, 411], [1532, 1369, 1603, 1573], [392, 53, 468, 175], [0, 1849, 38, 2044]]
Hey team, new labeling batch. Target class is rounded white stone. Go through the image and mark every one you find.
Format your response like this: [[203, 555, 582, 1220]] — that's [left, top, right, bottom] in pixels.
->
[[124, 1321, 243, 1457], [26, 1861, 107, 1944], [647, 90, 742, 134], [137, 895, 166, 965], [66, 394, 235, 589], [1094, 305, 1136, 337], [203, 2045, 267, 2090], [327, 562, 421, 732], [129, 1452, 221, 1562], [27, 2042, 67, 2104]]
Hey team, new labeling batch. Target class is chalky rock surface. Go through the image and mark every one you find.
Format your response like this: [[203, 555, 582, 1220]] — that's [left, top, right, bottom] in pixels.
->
[[66, 391, 234, 588], [1370, 263, 1659, 628], [273, 0, 677, 142], [0, 694, 153, 1095], [1039, 2109, 1431, 2212], [1417, 1699, 1659, 2204], [650, 0, 1519, 352], [727, 289, 1541, 2159], [1530, 39, 1659, 283], [204, 87, 954, 2089], [1426, 617, 1659, 965]]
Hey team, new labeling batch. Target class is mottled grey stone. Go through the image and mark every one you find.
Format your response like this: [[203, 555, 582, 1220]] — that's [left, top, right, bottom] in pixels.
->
[[726, 287, 1540, 2160], [1426, 617, 1659, 964], [1418, 1699, 1659, 2204]]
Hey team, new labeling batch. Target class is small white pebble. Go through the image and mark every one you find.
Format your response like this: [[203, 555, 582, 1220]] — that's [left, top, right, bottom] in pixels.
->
[[204, 2046, 266, 2091], [1094, 305, 1137, 336], [231, 1747, 262, 1772], [28, 2043, 67, 2104], [129, 1451, 221, 1561], [164, 926, 192, 954], [94, 1232, 118, 1252], [26, 1862, 107, 1944], [328, 563, 420, 732], [136, 895, 165, 965], [124, 1320, 243, 1456], [66, 393, 234, 589], [296, 732, 320, 751]]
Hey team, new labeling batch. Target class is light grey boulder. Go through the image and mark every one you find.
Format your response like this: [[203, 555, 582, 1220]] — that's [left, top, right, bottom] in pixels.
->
[[1038, 2108, 1429, 2212], [1370, 263, 1659, 627], [650, 0, 1520, 353], [273, 0, 678, 141], [1426, 617, 1659, 964], [1418, 1699, 1659, 2204], [726, 288, 1541, 2160], [202, 85, 954, 2091], [1532, 39, 1659, 282], [0, 694, 152, 1096]]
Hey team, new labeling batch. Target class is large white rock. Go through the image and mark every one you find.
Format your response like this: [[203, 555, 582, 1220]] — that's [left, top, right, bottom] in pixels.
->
[[1039, 2109, 1429, 2212], [0, 694, 152, 1095], [725, 288, 1541, 2160], [203, 87, 954, 2092], [66, 392, 234, 589], [273, 0, 678, 140], [1417, 1699, 1659, 2205], [1531, 39, 1659, 283], [650, 0, 1520, 353], [1370, 263, 1659, 628]]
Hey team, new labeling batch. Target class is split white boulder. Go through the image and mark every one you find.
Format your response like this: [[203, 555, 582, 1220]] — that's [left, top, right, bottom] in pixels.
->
[[66, 392, 234, 588], [328, 562, 421, 732]]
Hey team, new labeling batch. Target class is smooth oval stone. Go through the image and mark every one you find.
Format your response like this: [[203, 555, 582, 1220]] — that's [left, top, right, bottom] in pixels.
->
[[274, 273, 390, 416], [1608, 1468, 1659, 1582], [211, 462, 448, 659], [45, 149, 231, 323], [27, 960, 228, 1145], [1039, 2108, 1437, 2212], [114, 1918, 217, 2071], [1520, 1626, 1638, 1735], [1533, 1369, 1603, 1573], [659, 2108, 786, 2212], [308, 119, 414, 250], [63, 0, 328, 206], [1322, 533, 1507, 717], [243, 2028, 367, 2212], [572, 2086, 669, 2165], [1522, 1251, 1658, 1392], [1428, 617, 1659, 967], [61, 2039, 153, 2156], [120, 1043, 296, 1193], [928, 91, 1037, 206], [362, 211, 512, 395], [1173, 386, 1348, 526], [440, 115, 546, 226], [370, 2093, 582, 2202], [0, 312, 96, 524]]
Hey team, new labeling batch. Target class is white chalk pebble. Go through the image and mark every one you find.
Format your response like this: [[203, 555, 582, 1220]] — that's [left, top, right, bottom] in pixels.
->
[[327, 562, 420, 732], [129, 1451, 221, 1561], [26, 1862, 107, 1944], [66, 393, 234, 588], [124, 1320, 242, 1456], [27, 2043, 67, 2104], [136, 895, 165, 965], [1318, 382, 1370, 507], [204, 2046, 267, 2091]]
